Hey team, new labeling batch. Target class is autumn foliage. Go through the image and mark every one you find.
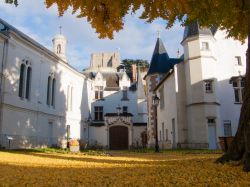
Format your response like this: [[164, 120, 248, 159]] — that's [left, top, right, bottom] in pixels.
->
[[0, 151, 250, 186], [43, 0, 249, 41]]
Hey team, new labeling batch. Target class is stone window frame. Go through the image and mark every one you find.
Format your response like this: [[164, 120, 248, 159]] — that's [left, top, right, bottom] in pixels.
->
[[94, 106, 104, 121], [204, 79, 214, 93], [19, 59, 32, 100], [231, 78, 244, 104], [47, 72, 56, 108]]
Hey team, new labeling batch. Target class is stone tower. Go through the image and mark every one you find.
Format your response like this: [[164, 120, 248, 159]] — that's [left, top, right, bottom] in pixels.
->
[[181, 22, 219, 149], [145, 35, 172, 147], [52, 33, 67, 62]]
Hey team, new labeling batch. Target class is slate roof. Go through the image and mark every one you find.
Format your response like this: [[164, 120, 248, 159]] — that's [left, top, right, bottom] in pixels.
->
[[0, 18, 60, 61], [146, 37, 182, 77], [0, 19, 83, 76], [84, 71, 139, 91], [183, 21, 217, 41], [102, 73, 122, 88]]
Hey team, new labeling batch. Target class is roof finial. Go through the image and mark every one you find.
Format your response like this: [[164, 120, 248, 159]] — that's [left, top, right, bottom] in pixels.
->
[[157, 30, 160, 38], [59, 26, 62, 34]]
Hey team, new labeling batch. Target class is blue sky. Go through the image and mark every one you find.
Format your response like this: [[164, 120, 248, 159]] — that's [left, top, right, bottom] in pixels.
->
[[0, 0, 184, 71]]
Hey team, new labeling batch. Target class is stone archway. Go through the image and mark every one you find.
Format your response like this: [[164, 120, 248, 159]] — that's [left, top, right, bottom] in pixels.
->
[[109, 126, 128, 150]]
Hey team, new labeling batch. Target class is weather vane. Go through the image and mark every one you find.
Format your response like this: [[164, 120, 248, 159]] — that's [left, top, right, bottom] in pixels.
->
[[157, 30, 160, 38]]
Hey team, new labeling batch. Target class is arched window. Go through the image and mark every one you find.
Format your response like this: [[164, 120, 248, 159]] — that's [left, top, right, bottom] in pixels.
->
[[47, 76, 51, 105], [51, 78, 56, 107], [19, 64, 26, 98], [57, 44, 61, 54], [25, 67, 32, 99]]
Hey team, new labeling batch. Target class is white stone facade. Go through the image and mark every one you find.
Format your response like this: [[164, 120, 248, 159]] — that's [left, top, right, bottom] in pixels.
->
[[154, 29, 247, 149], [83, 53, 148, 149], [0, 19, 147, 149]]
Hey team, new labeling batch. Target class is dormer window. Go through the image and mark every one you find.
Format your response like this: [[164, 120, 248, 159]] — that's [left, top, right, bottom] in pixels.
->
[[202, 42, 209, 50], [95, 86, 103, 100]]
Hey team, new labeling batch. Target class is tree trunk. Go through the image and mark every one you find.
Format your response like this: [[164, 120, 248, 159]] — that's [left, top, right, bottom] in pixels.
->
[[217, 8, 250, 172]]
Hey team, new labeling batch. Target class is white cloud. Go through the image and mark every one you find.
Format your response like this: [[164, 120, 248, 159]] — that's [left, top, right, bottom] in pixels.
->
[[0, 1, 184, 70]]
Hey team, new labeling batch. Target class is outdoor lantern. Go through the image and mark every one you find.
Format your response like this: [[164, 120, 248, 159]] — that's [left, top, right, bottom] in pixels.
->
[[152, 94, 160, 106], [116, 105, 122, 115]]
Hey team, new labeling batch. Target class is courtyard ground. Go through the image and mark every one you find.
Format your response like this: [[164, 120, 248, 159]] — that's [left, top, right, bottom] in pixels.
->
[[0, 149, 249, 186]]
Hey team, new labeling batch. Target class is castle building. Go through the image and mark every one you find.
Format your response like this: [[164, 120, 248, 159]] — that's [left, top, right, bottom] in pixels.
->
[[83, 53, 147, 149], [150, 22, 247, 149], [0, 18, 147, 149]]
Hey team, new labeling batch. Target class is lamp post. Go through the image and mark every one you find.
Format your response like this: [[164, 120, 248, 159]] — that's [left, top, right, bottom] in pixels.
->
[[152, 94, 160, 153], [86, 114, 92, 146]]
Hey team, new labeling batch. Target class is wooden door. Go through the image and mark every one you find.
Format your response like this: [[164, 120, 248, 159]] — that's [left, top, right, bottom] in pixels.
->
[[109, 126, 128, 150]]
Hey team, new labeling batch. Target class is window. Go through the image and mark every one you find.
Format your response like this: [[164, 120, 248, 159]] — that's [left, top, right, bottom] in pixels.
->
[[57, 44, 61, 54], [47, 76, 51, 105], [235, 56, 242, 66], [202, 42, 209, 50], [47, 76, 56, 107], [25, 67, 32, 99], [51, 78, 56, 107], [95, 86, 103, 100], [94, 106, 103, 121], [122, 106, 128, 113], [224, 121, 232, 137], [207, 118, 216, 124], [19, 63, 32, 100], [159, 87, 164, 109], [122, 86, 128, 100], [19, 64, 26, 98], [204, 80, 213, 93], [232, 78, 244, 103]]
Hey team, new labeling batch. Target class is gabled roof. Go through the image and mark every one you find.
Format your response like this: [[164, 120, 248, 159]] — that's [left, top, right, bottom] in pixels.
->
[[145, 37, 182, 78], [183, 21, 217, 41]]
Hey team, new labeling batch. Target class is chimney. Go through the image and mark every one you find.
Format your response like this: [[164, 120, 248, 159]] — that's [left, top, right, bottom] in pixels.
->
[[132, 64, 137, 82]]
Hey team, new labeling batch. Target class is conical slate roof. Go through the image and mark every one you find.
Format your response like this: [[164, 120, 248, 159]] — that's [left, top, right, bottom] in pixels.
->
[[146, 37, 182, 77], [183, 22, 217, 41]]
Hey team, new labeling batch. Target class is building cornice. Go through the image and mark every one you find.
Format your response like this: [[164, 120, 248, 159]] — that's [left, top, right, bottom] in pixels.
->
[[181, 34, 216, 46], [184, 55, 217, 63], [186, 102, 220, 107]]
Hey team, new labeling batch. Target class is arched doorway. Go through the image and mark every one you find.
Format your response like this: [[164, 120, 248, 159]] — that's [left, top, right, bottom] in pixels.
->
[[109, 126, 128, 150]]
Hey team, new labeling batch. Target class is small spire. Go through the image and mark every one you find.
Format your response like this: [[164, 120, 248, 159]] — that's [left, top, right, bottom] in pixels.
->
[[157, 30, 160, 38], [59, 26, 62, 34]]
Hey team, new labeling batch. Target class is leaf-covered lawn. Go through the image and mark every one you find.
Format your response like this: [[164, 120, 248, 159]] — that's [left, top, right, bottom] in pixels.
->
[[0, 150, 249, 186]]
